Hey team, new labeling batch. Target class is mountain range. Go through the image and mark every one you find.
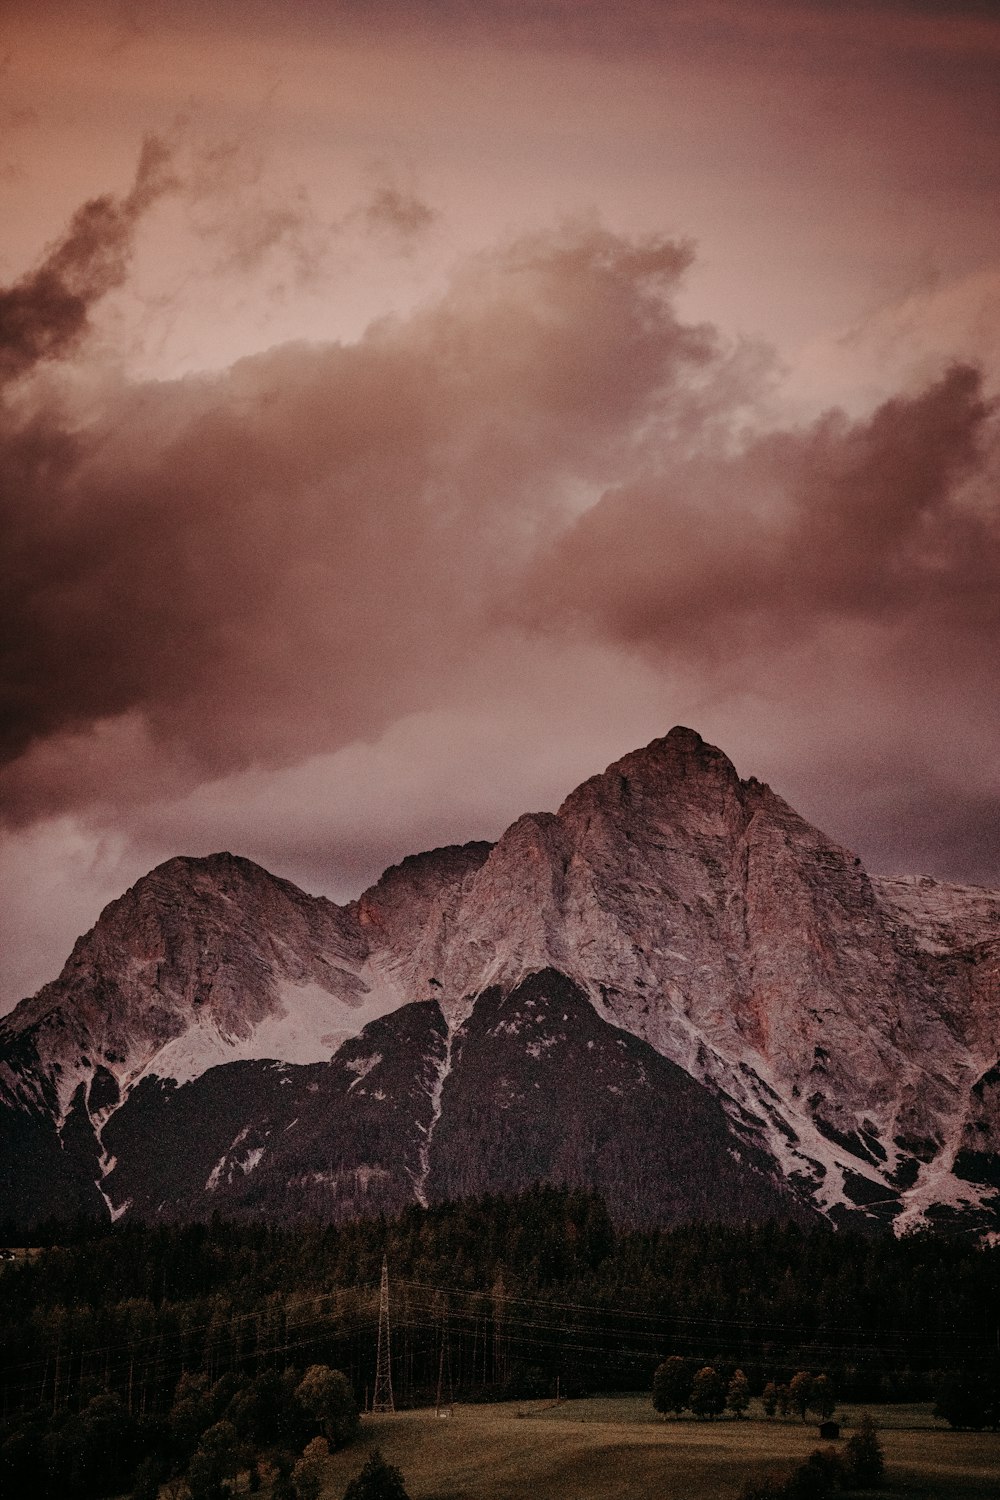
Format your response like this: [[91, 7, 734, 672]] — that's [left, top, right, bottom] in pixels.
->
[[2, 727, 998, 1234]]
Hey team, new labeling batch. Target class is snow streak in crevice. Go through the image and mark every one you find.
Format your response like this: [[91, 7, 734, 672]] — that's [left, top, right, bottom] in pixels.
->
[[413, 1026, 454, 1209], [89, 1103, 131, 1222]]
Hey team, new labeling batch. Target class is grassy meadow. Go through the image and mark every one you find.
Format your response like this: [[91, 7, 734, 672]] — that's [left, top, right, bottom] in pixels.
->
[[313, 1397, 1000, 1500]]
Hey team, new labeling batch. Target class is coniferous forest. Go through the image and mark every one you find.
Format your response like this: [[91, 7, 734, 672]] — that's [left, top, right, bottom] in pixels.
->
[[1, 1189, 999, 1495]]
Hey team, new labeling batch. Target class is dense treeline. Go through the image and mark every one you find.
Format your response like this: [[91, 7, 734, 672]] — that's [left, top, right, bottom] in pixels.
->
[[0, 1362, 359, 1499], [1, 1191, 997, 1456]]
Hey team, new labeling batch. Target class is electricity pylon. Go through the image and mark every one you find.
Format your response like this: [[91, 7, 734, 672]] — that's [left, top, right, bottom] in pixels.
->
[[373, 1255, 395, 1413]]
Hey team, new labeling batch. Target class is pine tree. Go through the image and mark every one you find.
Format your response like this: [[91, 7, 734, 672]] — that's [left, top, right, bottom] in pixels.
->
[[761, 1381, 779, 1418], [342, 1447, 410, 1500], [845, 1412, 884, 1489]]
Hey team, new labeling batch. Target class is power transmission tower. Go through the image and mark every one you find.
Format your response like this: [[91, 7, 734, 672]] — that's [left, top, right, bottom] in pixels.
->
[[373, 1255, 395, 1413]]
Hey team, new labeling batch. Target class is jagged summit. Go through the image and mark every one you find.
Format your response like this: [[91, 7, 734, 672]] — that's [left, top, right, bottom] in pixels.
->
[[1, 729, 998, 1234], [561, 725, 739, 808], [618, 722, 733, 767]]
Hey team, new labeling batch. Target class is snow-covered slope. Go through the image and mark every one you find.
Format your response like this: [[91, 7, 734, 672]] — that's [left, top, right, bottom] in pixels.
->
[[1, 728, 997, 1232]]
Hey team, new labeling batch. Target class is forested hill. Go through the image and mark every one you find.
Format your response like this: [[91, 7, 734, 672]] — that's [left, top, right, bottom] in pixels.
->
[[2, 1189, 998, 1424]]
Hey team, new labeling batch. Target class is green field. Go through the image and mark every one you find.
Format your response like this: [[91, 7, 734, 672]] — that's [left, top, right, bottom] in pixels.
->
[[311, 1398, 1000, 1500]]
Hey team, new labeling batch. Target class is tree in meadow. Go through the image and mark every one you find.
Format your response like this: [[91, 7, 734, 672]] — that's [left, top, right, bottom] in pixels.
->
[[809, 1374, 836, 1422], [653, 1356, 692, 1415], [689, 1366, 727, 1420], [845, 1412, 885, 1489], [789, 1371, 813, 1423], [727, 1369, 751, 1419]]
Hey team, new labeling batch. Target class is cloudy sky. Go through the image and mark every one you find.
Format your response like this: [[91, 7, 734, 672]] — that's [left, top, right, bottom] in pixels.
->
[[2, 0, 999, 1008]]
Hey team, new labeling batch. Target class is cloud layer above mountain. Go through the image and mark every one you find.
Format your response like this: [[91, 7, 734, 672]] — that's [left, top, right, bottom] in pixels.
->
[[3, 151, 999, 844]]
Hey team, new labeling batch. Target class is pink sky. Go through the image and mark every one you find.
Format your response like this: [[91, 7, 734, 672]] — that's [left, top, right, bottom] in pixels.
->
[[1, 0, 999, 1007]]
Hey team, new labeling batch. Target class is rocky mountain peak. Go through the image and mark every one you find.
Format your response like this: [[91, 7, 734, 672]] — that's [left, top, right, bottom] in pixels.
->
[[356, 841, 492, 933], [621, 723, 736, 772], [558, 724, 746, 831], [1, 727, 998, 1235]]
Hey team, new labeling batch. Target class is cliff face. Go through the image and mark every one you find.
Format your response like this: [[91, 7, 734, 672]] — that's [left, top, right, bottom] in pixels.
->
[[1, 728, 997, 1231]]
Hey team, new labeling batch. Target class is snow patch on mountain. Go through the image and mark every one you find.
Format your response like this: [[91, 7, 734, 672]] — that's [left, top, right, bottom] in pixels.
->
[[346, 1052, 383, 1091], [205, 1129, 267, 1191], [414, 1030, 455, 1209], [98, 1189, 131, 1222], [131, 979, 402, 1085], [895, 1090, 992, 1232]]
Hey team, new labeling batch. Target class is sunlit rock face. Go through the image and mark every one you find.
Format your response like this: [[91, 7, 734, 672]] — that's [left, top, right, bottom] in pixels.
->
[[1, 728, 997, 1232]]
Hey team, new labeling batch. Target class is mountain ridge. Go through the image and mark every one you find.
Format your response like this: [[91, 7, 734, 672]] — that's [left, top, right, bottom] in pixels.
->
[[2, 726, 998, 1233]]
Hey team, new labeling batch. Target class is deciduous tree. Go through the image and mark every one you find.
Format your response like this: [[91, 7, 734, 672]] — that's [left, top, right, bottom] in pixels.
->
[[727, 1369, 750, 1418], [652, 1356, 692, 1415], [789, 1371, 813, 1422], [809, 1374, 835, 1421], [293, 1436, 330, 1500], [689, 1366, 726, 1419], [296, 1365, 359, 1449]]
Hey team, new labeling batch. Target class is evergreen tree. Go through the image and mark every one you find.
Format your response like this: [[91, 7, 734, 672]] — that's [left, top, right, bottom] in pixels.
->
[[777, 1384, 791, 1418], [845, 1412, 885, 1489], [342, 1447, 410, 1500], [761, 1381, 779, 1418]]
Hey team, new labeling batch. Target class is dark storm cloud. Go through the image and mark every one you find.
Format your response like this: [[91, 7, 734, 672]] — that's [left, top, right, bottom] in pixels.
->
[[2, 157, 999, 894], [526, 364, 997, 653], [0, 215, 706, 814], [0, 137, 174, 386]]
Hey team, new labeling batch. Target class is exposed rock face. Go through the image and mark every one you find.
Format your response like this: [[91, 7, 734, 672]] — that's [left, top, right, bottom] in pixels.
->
[[1, 728, 997, 1232]]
